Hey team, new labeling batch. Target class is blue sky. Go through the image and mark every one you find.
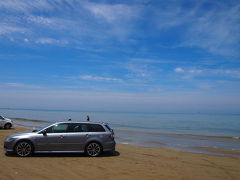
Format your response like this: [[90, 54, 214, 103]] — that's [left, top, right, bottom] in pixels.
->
[[0, 0, 240, 113]]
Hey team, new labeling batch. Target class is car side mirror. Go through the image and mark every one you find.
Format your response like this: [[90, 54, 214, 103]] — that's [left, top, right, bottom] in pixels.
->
[[42, 130, 47, 136]]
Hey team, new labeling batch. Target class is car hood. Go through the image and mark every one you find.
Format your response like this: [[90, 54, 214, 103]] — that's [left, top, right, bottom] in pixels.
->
[[7, 131, 36, 138], [4, 118, 12, 122]]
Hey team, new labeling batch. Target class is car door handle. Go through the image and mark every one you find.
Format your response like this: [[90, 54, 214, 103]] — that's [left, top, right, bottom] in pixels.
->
[[59, 135, 64, 139], [86, 134, 89, 137]]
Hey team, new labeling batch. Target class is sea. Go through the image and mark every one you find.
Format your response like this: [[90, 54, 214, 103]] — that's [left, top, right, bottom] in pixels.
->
[[1, 108, 240, 157]]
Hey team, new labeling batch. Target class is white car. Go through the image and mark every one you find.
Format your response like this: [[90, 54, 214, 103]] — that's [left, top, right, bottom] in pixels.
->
[[0, 116, 13, 129]]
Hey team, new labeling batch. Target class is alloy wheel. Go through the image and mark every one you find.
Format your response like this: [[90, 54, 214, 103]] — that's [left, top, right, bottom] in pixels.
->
[[86, 142, 101, 157], [15, 141, 32, 157]]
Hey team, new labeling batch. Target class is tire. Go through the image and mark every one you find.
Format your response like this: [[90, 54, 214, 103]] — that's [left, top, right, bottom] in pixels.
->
[[4, 123, 12, 129], [14, 141, 33, 157], [108, 150, 116, 156], [86, 142, 102, 157]]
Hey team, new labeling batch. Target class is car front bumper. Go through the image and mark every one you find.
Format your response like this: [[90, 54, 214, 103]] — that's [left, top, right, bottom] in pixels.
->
[[4, 140, 15, 152]]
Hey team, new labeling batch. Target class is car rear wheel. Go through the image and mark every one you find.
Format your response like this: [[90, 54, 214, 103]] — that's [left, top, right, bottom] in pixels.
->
[[86, 142, 102, 157], [4, 123, 12, 129], [15, 141, 33, 157]]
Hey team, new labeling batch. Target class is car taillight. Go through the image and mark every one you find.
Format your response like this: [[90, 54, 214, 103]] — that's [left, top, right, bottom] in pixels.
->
[[110, 134, 115, 140]]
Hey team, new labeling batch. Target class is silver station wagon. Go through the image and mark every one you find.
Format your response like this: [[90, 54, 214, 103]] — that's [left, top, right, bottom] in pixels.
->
[[4, 122, 115, 157]]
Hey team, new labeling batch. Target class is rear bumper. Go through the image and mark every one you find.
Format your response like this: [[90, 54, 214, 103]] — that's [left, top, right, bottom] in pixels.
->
[[103, 140, 116, 152]]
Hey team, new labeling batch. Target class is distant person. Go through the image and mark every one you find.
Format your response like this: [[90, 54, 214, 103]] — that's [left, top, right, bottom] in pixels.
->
[[86, 115, 90, 121], [68, 118, 72, 121]]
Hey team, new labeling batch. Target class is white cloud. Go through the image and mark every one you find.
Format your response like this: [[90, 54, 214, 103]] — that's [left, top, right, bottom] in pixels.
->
[[182, 5, 240, 55], [27, 15, 80, 33], [0, 1, 140, 47], [213, 69, 240, 79], [27, 16, 52, 25], [84, 3, 138, 23], [131, 58, 178, 64], [174, 67, 240, 80], [0, 0, 61, 13], [124, 57, 166, 80], [24, 38, 29, 42], [124, 62, 155, 83], [35, 38, 68, 45], [153, 1, 240, 55], [174, 67, 184, 73], [186, 5, 240, 55], [0, 0, 239, 55], [3, 82, 42, 89], [5, 82, 22, 87], [83, 2, 141, 39], [0, 24, 28, 35], [75, 75, 122, 82], [188, 69, 202, 74], [175, 67, 203, 74]]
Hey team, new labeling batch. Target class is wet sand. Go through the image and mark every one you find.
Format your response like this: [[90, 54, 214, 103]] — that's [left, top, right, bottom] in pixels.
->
[[0, 127, 240, 180], [196, 146, 240, 156]]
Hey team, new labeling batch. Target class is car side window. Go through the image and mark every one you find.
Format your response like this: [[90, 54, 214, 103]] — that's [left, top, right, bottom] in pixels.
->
[[0, 116, 4, 120], [81, 124, 89, 132], [89, 124, 105, 132], [67, 123, 90, 132], [68, 123, 84, 132], [46, 124, 68, 133]]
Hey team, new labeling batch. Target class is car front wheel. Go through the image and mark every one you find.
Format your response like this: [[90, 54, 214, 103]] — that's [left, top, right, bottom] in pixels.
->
[[15, 141, 33, 157], [86, 142, 102, 157], [4, 123, 12, 129]]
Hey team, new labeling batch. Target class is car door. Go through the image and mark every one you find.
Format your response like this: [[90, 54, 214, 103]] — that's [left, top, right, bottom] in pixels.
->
[[62, 123, 89, 151], [35, 123, 69, 151], [34, 132, 49, 151]]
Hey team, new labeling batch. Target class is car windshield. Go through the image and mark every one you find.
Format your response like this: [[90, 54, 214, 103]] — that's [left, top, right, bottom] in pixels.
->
[[34, 123, 53, 133]]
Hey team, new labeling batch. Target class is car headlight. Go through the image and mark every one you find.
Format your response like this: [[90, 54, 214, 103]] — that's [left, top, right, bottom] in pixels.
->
[[5, 137, 17, 142]]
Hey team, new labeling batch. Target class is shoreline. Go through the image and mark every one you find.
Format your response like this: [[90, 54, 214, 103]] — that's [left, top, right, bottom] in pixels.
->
[[10, 123, 240, 158], [0, 127, 240, 180], [4, 125, 240, 158]]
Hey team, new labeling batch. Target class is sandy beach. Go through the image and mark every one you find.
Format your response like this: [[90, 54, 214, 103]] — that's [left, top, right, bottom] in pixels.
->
[[0, 127, 240, 180]]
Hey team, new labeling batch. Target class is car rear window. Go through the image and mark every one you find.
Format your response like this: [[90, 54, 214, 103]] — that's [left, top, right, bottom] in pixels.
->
[[105, 124, 112, 131]]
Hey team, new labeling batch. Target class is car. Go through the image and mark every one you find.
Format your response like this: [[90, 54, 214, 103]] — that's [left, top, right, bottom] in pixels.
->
[[0, 116, 13, 129], [4, 122, 115, 157]]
